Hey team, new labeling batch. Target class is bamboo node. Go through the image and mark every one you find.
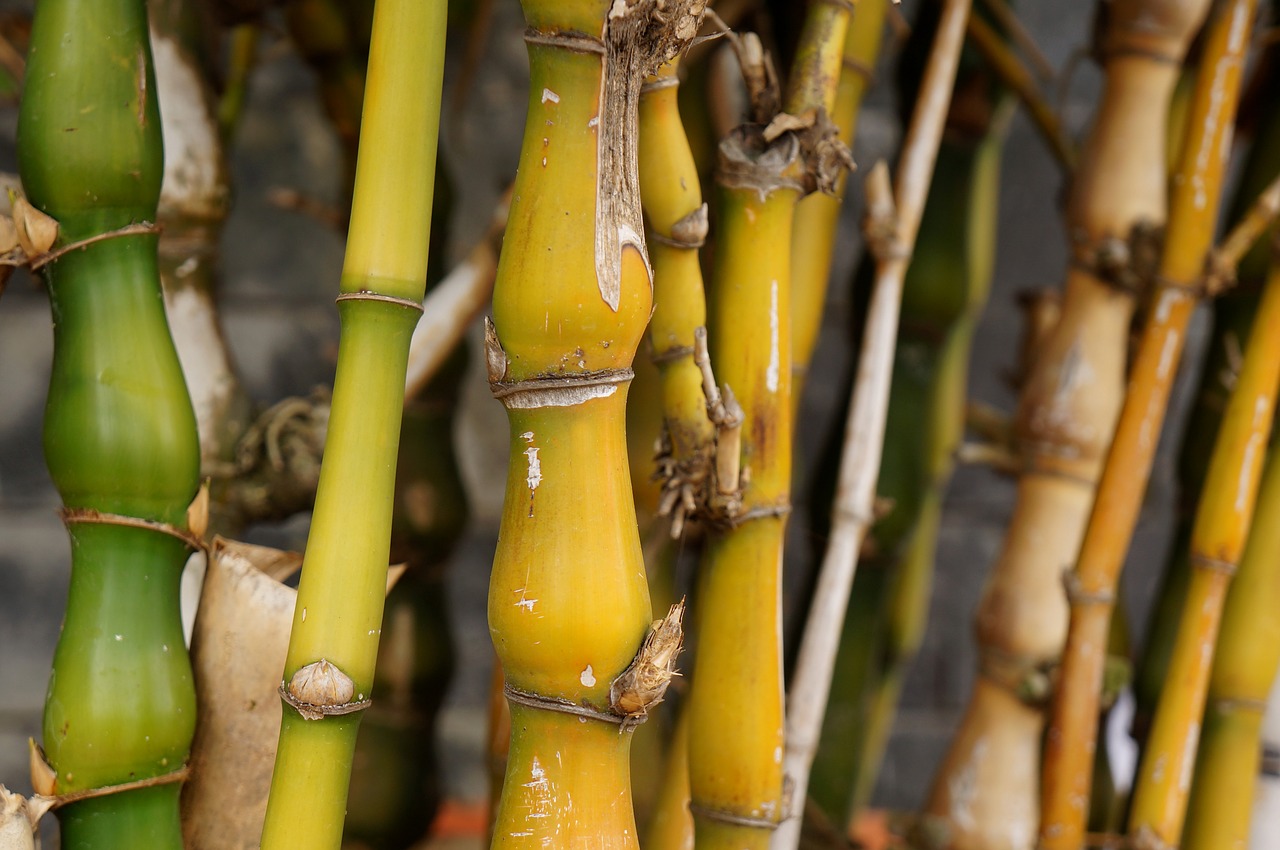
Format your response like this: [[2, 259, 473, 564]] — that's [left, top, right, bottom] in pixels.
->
[[610, 599, 686, 730], [649, 202, 709, 249], [335, 291, 425, 314], [59, 507, 203, 552], [1188, 552, 1238, 575], [503, 684, 629, 728], [490, 368, 635, 410], [1, 220, 162, 274], [688, 802, 780, 830], [649, 343, 696, 365], [1208, 695, 1269, 714], [523, 28, 607, 56], [1070, 221, 1163, 297], [1061, 570, 1115, 606], [978, 646, 1055, 707], [1130, 825, 1173, 850], [280, 659, 372, 721], [27, 740, 190, 811]]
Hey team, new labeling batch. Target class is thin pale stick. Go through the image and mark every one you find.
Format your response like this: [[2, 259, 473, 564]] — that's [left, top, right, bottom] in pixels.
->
[[773, 4, 974, 849]]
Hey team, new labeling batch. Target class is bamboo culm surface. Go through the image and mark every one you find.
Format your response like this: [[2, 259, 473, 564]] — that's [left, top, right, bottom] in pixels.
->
[[259, 2, 447, 848], [18, 1, 200, 848]]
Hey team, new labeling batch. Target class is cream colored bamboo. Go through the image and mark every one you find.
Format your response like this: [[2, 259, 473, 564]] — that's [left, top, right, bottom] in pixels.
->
[[923, 2, 1211, 848], [1039, 3, 1257, 848]]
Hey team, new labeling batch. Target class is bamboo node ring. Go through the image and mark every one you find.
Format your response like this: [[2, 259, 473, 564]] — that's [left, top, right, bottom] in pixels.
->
[[59, 508, 203, 552], [490, 368, 634, 410], [10, 222, 164, 273], [1208, 695, 1268, 714], [640, 74, 681, 94], [1061, 570, 1115, 606], [28, 741, 190, 811], [649, 343, 696, 365], [335, 291, 425, 314], [523, 28, 607, 56], [1189, 552, 1238, 576], [503, 683, 632, 727], [841, 56, 875, 84], [688, 802, 780, 831]]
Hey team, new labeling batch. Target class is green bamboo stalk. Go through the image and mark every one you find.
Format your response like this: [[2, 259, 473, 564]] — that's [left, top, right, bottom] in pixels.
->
[[258, 2, 446, 847], [18, 1, 200, 848], [344, 347, 469, 850]]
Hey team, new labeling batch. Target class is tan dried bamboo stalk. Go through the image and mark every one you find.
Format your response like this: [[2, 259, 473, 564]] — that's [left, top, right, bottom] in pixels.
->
[[922, 2, 1211, 848], [1040, 3, 1259, 848], [774, 0, 972, 845]]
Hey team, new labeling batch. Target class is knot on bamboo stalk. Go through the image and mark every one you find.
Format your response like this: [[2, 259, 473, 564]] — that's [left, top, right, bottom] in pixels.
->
[[1069, 219, 1163, 297], [762, 107, 855, 196], [281, 658, 372, 721], [1098, 0, 1212, 66]]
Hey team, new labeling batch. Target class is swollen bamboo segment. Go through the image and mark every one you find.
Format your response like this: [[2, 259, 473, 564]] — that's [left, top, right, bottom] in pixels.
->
[[485, 3, 702, 849], [18, 2, 199, 848], [922, 2, 1209, 848]]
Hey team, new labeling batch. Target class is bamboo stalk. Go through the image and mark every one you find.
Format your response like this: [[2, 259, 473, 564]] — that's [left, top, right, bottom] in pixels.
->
[[1131, 50, 1280, 746], [1249, 676, 1280, 850], [18, 1, 201, 847], [791, 0, 890, 410], [1182, 285, 1280, 850], [775, 3, 972, 847], [924, 2, 1211, 847], [258, 1, 447, 846], [1128, 245, 1280, 848], [483, 3, 702, 849], [688, 128, 800, 850], [638, 56, 716, 538], [1040, 3, 1257, 848]]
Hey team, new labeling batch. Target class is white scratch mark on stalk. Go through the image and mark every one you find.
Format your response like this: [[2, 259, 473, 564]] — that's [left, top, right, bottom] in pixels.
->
[[1238, 429, 1266, 511], [766, 279, 781, 392], [1179, 720, 1200, 792], [541, 88, 560, 104], [580, 665, 596, 687], [1156, 330, 1180, 381], [525, 447, 542, 492]]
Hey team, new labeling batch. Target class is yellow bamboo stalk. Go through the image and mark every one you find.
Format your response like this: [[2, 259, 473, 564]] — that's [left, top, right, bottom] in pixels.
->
[[1128, 254, 1279, 846], [688, 139, 800, 850], [1182, 256, 1280, 850], [1039, 3, 1258, 848], [638, 57, 716, 537], [924, 2, 1211, 848], [484, 3, 703, 849], [791, 0, 890, 408]]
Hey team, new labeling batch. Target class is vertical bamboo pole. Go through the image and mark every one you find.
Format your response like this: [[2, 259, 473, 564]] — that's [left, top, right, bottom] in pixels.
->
[[1039, 3, 1257, 848], [921, 2, 1209, 847], [1129, 250, 1280, 847], [18, 2, 200, 848], [778, 4, 972, 848], [791, 0, 890, 409], [258, 2, 446, 847], [483, 3, 703, 849], [1182, 288, 1280, 850]]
